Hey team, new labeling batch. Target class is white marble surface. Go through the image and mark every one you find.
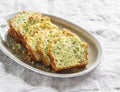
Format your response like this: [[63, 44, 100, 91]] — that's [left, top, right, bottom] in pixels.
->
[[0, 0, 120, 92]]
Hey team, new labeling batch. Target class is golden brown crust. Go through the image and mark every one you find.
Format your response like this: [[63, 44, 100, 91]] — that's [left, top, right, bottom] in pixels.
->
[[81, 42, 88, 60], [48, 46, 56, 70], [48, 37, 61, 70], [62, 28, 77, 37], [54, 61, 88, 71]]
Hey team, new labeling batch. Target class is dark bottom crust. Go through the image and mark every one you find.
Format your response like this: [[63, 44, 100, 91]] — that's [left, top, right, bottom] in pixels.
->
[[55, 61, 88, 71], [9, 24, 26, 44], [9, 28, 21, 42]]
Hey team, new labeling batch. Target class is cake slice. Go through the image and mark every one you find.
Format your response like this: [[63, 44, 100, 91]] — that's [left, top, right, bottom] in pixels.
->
[[9, 11, 42, 42], [9, 11, 51, 43], [18, 16, 51, 39], [24, 22, 58, 62], [37, 28, 72, 66], [24, 31, 45, 61], [48, 33, 88, 71], [8, 11, 52, 61], [9, 11, 42, 31]]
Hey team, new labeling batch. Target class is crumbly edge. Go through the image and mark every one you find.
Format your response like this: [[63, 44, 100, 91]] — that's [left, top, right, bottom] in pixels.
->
[[25, 38, 41, 61], [37, 40, 49, 66], [37, 30, 59, 66], [8, 12, 42, 62]]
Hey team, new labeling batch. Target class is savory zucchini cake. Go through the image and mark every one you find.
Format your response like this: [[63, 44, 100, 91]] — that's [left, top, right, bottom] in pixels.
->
[[9, 11, 52, 61], [48, 32, 88, 71], [24, 20, 60, 62], [9, 11, 42, 42], [8, 11, 88, 72], [37, 28, 74, 66], [37, 28, 67, 66]]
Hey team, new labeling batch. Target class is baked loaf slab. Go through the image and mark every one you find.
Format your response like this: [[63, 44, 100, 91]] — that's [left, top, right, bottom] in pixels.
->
[[48, 32, 88, 71], [8, 11, 88, 71]]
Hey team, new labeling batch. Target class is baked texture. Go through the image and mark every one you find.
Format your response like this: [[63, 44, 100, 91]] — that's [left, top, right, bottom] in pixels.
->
[[37, 28, 64, 66], [8, 11, 50, 61], [37, 28, 73, 66], [24, 21, 59, 62], [25, 31, 45, 61], [48, 32, 88, 71], [8, 11, 89, 71]]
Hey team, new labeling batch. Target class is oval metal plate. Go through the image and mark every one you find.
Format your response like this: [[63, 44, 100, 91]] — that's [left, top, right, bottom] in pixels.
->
[[0, 13, 102, 78]]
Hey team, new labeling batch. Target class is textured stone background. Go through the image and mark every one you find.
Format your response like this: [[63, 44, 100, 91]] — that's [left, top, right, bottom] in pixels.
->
[[0, 0, 120, 92]]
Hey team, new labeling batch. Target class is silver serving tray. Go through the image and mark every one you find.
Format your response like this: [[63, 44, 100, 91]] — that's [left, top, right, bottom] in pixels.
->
[[0, 13, 102, 78]]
